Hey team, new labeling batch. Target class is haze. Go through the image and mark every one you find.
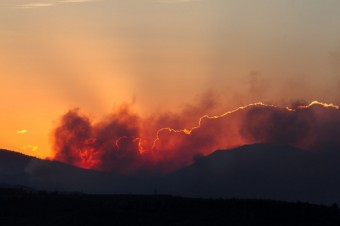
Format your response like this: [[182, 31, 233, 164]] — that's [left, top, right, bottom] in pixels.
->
[[1, 0, 340, 158]]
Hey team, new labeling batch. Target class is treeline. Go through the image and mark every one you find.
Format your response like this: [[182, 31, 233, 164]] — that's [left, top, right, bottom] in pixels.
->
[[0, 188, 339, 226]]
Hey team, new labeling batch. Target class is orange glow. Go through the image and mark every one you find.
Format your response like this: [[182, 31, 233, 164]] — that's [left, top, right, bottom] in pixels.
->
[[19, 145, 38, 152], [2, 0, 340, 170], [19, 145, 42, 158], [52, 100, 340, 173], [79, 147, 97, 170], [153, 101, 340, 150], [17, 130, 28, 134], [286, 101, 340, 111], [152, 102, 278, 150]]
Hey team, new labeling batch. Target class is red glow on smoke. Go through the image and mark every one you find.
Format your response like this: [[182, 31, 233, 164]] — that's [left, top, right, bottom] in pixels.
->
[[52, 101, 340, 174]]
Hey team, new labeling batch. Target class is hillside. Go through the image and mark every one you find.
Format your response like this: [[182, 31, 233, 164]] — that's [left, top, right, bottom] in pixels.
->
[[159, 143, 340, 204], [1, 144, 340, 204]]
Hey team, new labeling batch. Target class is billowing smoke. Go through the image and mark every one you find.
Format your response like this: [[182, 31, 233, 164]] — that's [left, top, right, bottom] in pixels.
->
[[240, 106, 314, 147], [240, 104, 340, 151], [53, 105, 145, 174], [52, 99, 340, 174]]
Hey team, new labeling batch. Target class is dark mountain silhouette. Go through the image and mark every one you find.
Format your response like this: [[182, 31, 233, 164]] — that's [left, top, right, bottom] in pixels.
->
[[1, 143, 340, 204], [160, 144, 340, 204], [0, 149, 161, 195], [0, 149, 117, 193]]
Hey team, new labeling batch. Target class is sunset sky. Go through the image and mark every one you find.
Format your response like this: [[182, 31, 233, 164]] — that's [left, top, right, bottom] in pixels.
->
[[1, 0, 340, 158]]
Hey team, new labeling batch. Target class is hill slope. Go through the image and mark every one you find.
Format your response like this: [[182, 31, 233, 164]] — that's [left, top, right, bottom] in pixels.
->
[[0, 149, 116, 193], [159, 144, 340, 204], [1, 144, 340, 204]]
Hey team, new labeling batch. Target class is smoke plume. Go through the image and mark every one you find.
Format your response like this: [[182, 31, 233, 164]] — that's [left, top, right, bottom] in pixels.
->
[[52, 98, 340, 174]]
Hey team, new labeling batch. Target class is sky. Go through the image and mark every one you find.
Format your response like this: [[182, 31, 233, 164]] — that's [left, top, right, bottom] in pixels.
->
[[1, 0, 340, 158]]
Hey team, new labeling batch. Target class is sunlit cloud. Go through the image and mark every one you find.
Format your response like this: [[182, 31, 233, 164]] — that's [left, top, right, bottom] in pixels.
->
[[19, 0, 95, 9], [19, 145, 43, 158], [154, 0, 201, 3], [20, 145, 39, 152], [20, 3, 53, 9], [17, 129, 28, 134], [59, 0, 93, 3]]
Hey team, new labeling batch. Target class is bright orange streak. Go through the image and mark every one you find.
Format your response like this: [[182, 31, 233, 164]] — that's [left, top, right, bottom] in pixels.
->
[[152, 102, 276, 149], [286, 101, 340, 111], [79, 148, 97, 169], [115, 136, 130, 151], [17, 129, 28, 134], [152, 101, 340, 150], [52, 100, 340, 171], [133, 137, 145, 154], [20, 145, 38, 152], [86, 101, 340, 157], [115, 136, 145, 154]]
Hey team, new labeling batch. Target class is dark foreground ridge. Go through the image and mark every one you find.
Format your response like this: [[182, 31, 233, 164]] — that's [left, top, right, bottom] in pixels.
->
[[2, 143, 340, 204], [1, 188, 339, 226]]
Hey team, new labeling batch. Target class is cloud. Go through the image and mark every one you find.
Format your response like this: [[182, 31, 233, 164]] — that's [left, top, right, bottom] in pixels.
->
[[19, 0, 94, 9], [239, 103, 340, 151], [154, 0, 201, 3], [52, 99, 340, 175], [17, 129, 28, 134], [20, 145, 39, 152], [53, 105, 143, 174], [20, 3, 54, 9], [17, 0, 197, 9]]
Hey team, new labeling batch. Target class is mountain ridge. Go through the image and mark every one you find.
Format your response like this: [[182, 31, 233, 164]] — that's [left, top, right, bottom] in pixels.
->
[[1, 143, 340, 204]]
